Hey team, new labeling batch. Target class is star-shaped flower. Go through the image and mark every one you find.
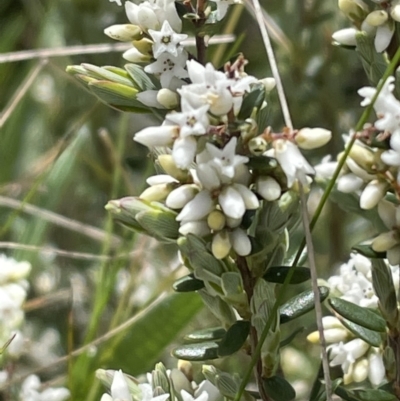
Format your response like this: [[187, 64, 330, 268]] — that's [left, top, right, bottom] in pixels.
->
[[145, 51, 188, 88], [148, 20, 188, 58], [167, 104, 209, 138]]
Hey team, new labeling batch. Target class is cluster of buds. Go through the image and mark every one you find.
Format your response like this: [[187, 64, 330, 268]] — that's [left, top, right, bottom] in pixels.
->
[[97, 362, 223, 401], [308, 253, 398, 386], [333, 0, 400, 52]]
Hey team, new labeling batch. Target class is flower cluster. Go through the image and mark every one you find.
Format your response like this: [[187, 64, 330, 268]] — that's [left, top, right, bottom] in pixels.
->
[[332, 0, 400, 53], [97, 363, 222, 401], [0, 254, 31, 359], [308, 253, 398, 386], [18, 374, 70, 401]]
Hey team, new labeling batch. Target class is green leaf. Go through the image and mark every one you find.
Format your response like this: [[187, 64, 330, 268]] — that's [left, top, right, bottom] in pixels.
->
[[352, 389, 396, 401], [352, 243, 386, 259], [81, 63, 136, 87], [173, 274, 205, 292], [218, 320, 250, 356], [334, 386, 360, 401], [125, 63, 157, 90], [105, 293, 203, 374], [280, 287, 329, 324], [136, 209, 180, 241], [339, 317, 382, 347], [262, 376, 296, 401], [183, 327, 226, 343], [263, 266, 311, 284], [371, 259, 398, 326], [238, 84, 266, 120], [178, 234, 225, 276], [172, 341, 220, 361], [329, 297, 386, 332]]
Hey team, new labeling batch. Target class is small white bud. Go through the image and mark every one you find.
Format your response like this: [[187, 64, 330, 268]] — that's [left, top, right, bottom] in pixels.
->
[[123, 47, 151, 63], [368, 350, 385, 386], [365, 10, 388, 27], [212, 230, 231, 259], [166, 184, 199, 209], [134, 125, 178, 148], [256, 176, 281, 201], [157, 154, 188, 182], [259, 77, 276, 92], [372, 231, 398, 252], [353, 358, 368, 383], [179, 221, 211, 237], [104, 24, 142, 41], [232, 183, 260, 210], [359, 180, 387, 210], [157, 89, 179, 109], [230, 228, 251, 256], [140, 183, 173, 202], [338, 0, 368, 21], [391, 5, 400, 22], [337, 173, 363, 193], [295, 127, 332, 150], [332, 28, 358, 46]]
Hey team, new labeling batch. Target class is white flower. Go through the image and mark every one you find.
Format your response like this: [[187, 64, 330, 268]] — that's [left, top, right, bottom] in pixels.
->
[[148, 21, 188, 58], [125, 0, 182, 33], [167, 104, 210, 138], [145, 52, 189, 88], [20, 375, 70, 401], [138, 383, 169, 401], [272, 139, 314, 188], [0, 254, 31, 284], [209, 0, 241, 21]]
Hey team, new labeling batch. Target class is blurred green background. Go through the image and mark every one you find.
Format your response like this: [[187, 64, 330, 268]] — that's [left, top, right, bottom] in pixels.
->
[[0, 0, 377, 399]]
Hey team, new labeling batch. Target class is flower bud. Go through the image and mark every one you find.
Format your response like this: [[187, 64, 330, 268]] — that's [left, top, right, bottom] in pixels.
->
[[140, 183, 174, 202], [365, 10, 388, 27], [259, 77, 276, 92], [136, 7, 159, 31], [229, 229, 251, 256], [359, 179, 387, 210], [256, 176, 281, 201], [248, 137, 267, 155], [348, 145, 376, 172], [123, 47, 151, 63], [134, 125, 178, 147], [157, 154, 188, 182], [166, 184, 199, 209], [295, 127, 332, 150], [104, 24, 142, 42], [338, 0, 368, 22], [368, 350, 385, 386], [372, 231, 398, 252], [332, 28, 358, 46], [132, 38, 154, 55], [353, 358, 368, 383], [391, 5, 400, 22], [212, 230, 231, 259], [179, 221, 211, 236], [207, 210, 226, 231], [157, 88, 179, 109]]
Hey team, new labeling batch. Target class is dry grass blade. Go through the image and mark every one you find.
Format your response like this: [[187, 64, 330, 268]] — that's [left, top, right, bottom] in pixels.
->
[[0, 35, 236, 64], [0, 59, 47, 130], [24, 289, 72, 312], [299, 183, 332, 401], [249, 0, 293, 130], [0, 196, 122, 247]]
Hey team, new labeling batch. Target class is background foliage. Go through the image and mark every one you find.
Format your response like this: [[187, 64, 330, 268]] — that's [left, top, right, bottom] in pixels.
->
[[0, 0, 378, 399]]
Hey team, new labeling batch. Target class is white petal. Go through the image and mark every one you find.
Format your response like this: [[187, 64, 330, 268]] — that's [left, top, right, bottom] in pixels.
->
[[196, 163, 221, 190], [218, 186, 245, 219], [134, 126, 177, 147], [359, 180, 387, 210], [375, 23, 393, 53], [337, 174, 364, 193], [230, 228, 251, 256], [173, 136, 197, 169], [166, 185, 199, 209], [232, 183, 259, 209], [368, 350, 385, 386], [111, 370, 132, 401], [177, 190, 214, 221], [256, 176, 281, 201]]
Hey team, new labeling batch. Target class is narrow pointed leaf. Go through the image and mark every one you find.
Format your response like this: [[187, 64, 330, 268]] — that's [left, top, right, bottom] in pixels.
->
[[280, 287, 329, 324], [262, 376, 296, 401], [352, 389, 396, 401], [81, 63, 136, 86], [125, 63, 157, 90], [172, 341, 220, 361], [371, 259, 398, 325], [352, 244, 386, 259], [329, 297, 386, 332], [183, 327, 226, 343], [173, 274, 205, 292], [218, 320, 250, 356], [279, 327, 304, 348], [263, 266, 311, 284], [339, 317, 382, 347], [136, 209, 180, 241]]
